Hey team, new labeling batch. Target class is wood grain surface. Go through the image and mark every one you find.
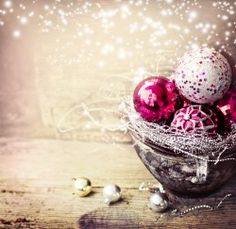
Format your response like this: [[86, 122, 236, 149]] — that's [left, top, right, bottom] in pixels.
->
[[0, 138, 235, 229]]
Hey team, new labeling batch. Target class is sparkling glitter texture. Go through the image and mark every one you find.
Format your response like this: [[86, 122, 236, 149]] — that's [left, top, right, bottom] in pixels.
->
[[174, 47, 232, 104], [133, 77, 182, 123], [1, 1, 236, 71]]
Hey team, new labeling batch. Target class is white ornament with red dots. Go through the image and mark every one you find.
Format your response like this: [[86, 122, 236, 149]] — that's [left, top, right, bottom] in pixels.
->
[[174, 47, 232, 104]]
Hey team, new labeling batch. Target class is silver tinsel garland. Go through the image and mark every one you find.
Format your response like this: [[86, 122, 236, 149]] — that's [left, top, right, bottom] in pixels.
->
[[123, 99, 236, 163]]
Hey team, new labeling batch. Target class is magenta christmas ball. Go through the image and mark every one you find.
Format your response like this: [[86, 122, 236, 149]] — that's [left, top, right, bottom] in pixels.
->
[[133, 76, 182, 123], [174, 47, 232, 104], [216, 89, 236, 127], [171, 105, 221, 134]]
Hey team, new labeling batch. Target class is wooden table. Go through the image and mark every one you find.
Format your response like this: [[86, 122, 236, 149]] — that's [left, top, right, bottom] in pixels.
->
[[0, 137, 235, 229]]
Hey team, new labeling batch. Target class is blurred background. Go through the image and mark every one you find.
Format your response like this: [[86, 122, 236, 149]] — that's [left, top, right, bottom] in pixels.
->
[[0, 0, 235, 141]]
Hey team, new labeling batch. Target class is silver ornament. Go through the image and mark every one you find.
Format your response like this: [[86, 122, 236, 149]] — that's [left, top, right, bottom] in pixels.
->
[[73, 177, 92, 197], [103, 184, 121, 205], [148, 192, 168, 212]]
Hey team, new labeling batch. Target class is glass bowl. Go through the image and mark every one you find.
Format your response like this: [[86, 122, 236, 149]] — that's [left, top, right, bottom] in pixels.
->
[[132, 135, 236, 196]]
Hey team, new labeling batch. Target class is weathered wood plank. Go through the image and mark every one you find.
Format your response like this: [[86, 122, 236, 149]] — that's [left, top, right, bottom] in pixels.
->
[[0, 138, 235, 228]]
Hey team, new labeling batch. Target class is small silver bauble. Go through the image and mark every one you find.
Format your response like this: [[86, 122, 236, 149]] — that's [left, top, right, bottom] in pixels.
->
[[148, 192, 168, 212], [103, 184, 121, 205], [73, 177, 92, 197]]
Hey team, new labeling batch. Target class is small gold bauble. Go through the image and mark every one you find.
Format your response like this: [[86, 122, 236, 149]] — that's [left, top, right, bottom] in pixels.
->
[[73, 177, 92, 197]]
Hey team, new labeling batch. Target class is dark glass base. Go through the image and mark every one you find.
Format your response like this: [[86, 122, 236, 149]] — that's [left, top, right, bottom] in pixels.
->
[[134, 141, 236, 196]]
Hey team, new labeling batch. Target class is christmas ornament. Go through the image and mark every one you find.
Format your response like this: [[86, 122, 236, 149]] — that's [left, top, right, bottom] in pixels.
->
[[133, 76, 182, 123], [174, 47, 232, 104], [171, 105, 220, 134], [73, 177, 92, 197], [103, 184, 121, 205], [180, 95, 191, 107], [216, 89, 236, 127], [148, 192, 168, 212]]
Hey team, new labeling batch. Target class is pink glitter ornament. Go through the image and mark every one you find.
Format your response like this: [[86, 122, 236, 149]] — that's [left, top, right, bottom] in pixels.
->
[[216, 89, 236, 127], [133, 76, 182, 123], [171, 105, 220, 134], [174, 47, 232, 104]]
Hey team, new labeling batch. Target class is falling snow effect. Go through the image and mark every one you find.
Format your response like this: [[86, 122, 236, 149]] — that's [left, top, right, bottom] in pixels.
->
[[1, 0, 236, 140], [0, 0, 235, 71]]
